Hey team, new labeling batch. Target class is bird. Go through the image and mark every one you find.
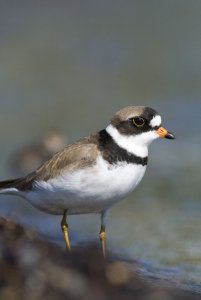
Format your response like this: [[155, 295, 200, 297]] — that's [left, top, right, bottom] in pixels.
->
[[0, 106, 175, 257]]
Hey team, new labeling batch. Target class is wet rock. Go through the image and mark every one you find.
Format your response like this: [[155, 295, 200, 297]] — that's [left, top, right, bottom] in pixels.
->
[[0, 217, 200, 300]]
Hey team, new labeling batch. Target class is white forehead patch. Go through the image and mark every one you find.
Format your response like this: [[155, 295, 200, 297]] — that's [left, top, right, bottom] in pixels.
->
[[150, 115, 161, 128]]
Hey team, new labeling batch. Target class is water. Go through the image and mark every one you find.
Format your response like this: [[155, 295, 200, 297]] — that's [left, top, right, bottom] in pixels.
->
[[0, 0, 201, 293]]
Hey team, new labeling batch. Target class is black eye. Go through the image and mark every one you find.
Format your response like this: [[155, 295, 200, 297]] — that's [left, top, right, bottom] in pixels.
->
[[132, 117, 145, 127]]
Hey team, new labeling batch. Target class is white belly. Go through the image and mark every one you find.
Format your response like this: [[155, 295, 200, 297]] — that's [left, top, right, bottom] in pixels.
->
[[25, 156, 146, 215]]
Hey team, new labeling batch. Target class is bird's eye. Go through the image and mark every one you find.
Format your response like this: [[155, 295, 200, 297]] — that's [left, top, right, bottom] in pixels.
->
[[132, 117, 145, 127]]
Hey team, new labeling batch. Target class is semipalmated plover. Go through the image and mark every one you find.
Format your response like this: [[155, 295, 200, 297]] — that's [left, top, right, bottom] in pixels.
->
[[0, 106, 175, 256]]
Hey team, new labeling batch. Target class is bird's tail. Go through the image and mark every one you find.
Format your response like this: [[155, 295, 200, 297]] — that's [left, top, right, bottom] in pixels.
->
[[0, 178, 23, 195]]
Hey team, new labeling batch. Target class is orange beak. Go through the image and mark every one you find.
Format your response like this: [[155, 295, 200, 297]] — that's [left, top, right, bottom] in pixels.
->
[[157, 127, 175, 139]]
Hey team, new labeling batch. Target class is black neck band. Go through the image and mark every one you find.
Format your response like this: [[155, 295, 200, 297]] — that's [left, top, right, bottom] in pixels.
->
[[98, 129, 148, 166]]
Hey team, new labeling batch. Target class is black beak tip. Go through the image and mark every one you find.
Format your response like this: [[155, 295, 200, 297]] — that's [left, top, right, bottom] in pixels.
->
[[165, 132, 175, 139]]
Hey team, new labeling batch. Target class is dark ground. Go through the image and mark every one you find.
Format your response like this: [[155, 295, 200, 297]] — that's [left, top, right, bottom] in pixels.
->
[[0, 217, 200, 300]]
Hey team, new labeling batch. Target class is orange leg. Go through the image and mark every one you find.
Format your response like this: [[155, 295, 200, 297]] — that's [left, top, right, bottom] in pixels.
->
[[99, 224, 106, 258], [61, 210, 71, 253]]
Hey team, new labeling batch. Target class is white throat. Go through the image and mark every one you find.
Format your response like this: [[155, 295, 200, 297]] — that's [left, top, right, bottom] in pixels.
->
[[106, 124, 159, 158]]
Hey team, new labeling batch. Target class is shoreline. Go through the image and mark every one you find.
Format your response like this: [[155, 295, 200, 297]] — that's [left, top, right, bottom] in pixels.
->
[[0, 216, 200, 300]]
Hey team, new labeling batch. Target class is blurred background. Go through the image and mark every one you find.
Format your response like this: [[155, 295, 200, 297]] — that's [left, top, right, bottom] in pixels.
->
[[0, 0, 201, 291]]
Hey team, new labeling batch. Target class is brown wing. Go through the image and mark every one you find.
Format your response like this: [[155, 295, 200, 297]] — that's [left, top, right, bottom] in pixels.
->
[[0, 133, 99, 191]]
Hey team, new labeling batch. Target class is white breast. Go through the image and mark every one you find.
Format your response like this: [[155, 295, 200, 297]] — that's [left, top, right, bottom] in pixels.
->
[[25, 155, 146, 215]]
